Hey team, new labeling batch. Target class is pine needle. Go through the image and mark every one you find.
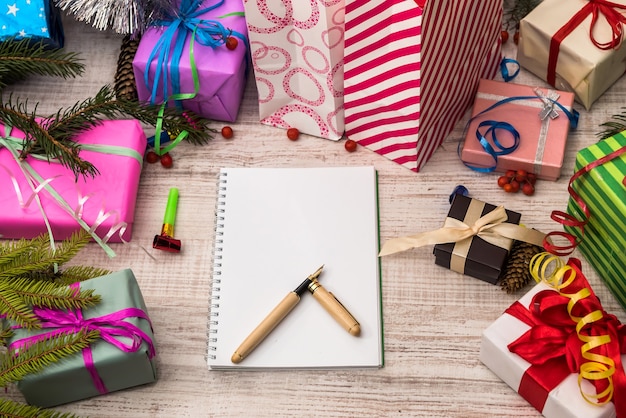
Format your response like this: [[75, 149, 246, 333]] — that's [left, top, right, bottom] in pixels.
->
[[598, 108, 626, 140], [0, 329, 100, 388], [0, 398, 82, 418], [0, 37, 84, 90]]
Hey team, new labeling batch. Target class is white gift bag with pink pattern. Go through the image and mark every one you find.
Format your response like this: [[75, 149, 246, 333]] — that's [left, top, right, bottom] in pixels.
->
[[244, 0, 345, 140]]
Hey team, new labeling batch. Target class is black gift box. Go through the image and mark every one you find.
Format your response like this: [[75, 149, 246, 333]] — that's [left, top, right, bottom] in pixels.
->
[[433, 194, 521, 284]]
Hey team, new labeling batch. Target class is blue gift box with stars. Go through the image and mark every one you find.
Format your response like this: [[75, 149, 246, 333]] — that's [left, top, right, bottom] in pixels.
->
[[0, 0, 64, 48]]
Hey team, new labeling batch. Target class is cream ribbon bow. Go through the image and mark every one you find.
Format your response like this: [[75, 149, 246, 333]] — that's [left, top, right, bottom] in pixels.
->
[[379, 206, 546, 257]]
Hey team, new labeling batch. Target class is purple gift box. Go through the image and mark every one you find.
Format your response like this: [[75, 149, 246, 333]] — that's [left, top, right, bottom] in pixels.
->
[[133, 0, 248, 123]]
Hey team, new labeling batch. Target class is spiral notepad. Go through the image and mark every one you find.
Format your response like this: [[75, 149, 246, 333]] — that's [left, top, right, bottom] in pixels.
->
[[207, 166, 383, 369]]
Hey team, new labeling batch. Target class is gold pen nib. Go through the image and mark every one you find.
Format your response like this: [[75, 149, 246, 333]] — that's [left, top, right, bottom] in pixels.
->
[[309, 265, 324, 281]]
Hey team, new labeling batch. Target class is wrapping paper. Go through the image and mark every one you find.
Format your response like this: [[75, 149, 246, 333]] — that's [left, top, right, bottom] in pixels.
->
[[517, 0, 626, 110], [344, 0, 502, 172], [0, 120, 146, 243], [564, 133, 626, 311], [6, 269, 157, 407], [0, 0, 64, 48], [243, 0, 345, 140], [461, 79, 576, 181], [480, 257, 626, 418], [133, 0, 249, 122]]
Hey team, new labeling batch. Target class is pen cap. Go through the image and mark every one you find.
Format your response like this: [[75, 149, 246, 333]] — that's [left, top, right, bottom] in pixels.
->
[[163, 188, 179, 226]]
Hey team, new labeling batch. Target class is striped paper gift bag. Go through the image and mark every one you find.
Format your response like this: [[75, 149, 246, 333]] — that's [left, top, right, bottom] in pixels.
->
[[344, 0, 502, 172]]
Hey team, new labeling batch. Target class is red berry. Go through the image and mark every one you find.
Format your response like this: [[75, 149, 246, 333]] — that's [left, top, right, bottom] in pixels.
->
[[503, 183, 513, 193], [287, 128, 300, 141], [515, 169, 528, 183], [344, 139, 357, 152], [522, 182, 535, 196], [505, 169, 516, 179], [509, 180, 520, 193], [160, 153, 173, 168], [527, 172, 537, 185], [225, 37, 238, 50], [497, 175, 509, 188], [221, 126, 234, 139], [146, 151, 159, 164], [501, 30, 509, 44]]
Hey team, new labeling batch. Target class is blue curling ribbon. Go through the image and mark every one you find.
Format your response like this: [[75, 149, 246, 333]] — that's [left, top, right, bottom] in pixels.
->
[[143, 0, 248, 110], [499, 58, 520, 82], [458, 94, 580, 173]]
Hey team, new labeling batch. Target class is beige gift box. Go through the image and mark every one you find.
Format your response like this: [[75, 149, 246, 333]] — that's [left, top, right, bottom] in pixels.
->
[[517, 0, 626, 110]]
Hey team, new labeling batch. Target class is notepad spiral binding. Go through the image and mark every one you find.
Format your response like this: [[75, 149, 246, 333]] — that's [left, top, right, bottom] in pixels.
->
[[206, 171, 228, 361]]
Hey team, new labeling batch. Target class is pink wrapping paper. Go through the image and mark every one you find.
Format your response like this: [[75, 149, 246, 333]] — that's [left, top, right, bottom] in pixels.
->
[[461, 79, 575, 181], [0, 120, 146, 243]]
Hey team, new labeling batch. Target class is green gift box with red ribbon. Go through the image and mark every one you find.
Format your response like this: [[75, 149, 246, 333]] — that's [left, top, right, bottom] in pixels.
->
[[5, 269, 157, 408], [564, 132, 626, 311], [480, 256, 626, 417]]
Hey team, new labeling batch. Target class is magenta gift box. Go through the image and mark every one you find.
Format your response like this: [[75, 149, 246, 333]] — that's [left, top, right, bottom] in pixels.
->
[[133, 0, 248, 123], [0, 120, 146, 242], [461, 79, 575, 181]]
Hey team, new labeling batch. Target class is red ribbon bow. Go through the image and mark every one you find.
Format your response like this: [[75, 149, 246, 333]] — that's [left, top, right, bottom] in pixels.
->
[[548, 0, 626, 86], [506, 258, 626, 415]]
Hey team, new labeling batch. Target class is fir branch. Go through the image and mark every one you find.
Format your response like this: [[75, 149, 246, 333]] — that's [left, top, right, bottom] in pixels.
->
[[0, 232, 92, 281], [0, 97, 98, 178], [2, 85, 215, 179], [0, 398, 82, 418], [10, 278, 100, 312], [53, 266, 112, 285], [0, 37, 84, 90], [0, 329, 100, 388], [598, 107, 626, 140], [46, 85, 214, 146], [0, 283, 39, 330]]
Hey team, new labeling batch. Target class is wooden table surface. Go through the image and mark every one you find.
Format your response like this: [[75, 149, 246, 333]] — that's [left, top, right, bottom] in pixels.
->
[[3, 12, 625, 418]]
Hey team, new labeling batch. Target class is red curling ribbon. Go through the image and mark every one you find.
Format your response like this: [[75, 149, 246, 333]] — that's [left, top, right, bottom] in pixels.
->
[[547, 0, 626, 86], [9, 283, 155, 394], [544, 144, 626, 256], [506, 257, 626, 415]]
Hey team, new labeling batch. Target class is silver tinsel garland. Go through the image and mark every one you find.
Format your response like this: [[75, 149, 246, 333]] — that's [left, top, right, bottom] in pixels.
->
[[54, 0, 175, 36]]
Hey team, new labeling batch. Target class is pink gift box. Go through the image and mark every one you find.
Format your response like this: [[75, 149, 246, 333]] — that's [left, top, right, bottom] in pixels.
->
[[461, 79, 575, 181], [480, 281, 624, 418], [133, 0, 249, 123], [0, 120, 146, 243]]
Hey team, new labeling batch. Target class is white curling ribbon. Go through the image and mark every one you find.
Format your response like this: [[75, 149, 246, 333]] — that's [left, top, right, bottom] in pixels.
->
[[0, 127, 117, 257], [379, 206, 546, 257]]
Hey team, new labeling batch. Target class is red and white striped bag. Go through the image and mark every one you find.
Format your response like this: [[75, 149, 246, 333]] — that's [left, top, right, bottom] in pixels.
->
[[344, 0, 502, 172]]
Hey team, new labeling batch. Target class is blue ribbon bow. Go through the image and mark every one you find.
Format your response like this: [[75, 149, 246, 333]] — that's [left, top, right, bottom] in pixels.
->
[[459, 92, 580, 174]]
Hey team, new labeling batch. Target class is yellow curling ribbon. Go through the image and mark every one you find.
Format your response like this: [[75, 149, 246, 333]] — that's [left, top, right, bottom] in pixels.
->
[[529, 252, 616, 406]]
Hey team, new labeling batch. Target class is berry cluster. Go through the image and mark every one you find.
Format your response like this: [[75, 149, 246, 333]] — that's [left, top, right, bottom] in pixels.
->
[[497, 169, 537, 195], [146, 150, 173, 168]]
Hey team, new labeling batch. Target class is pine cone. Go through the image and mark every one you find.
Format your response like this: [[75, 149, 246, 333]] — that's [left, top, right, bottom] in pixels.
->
[[114, 35, 140, 101], [500, 240, 544, 293]]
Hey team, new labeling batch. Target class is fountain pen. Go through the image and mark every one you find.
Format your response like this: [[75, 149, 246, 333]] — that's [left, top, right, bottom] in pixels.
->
[[231, 265, 360, 364]]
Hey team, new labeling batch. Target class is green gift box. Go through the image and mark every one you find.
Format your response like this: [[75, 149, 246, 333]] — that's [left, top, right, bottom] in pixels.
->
[[7, 269, 157, 407], [564, 132, 626, 310]]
